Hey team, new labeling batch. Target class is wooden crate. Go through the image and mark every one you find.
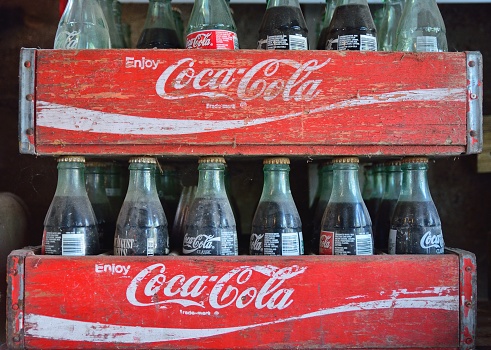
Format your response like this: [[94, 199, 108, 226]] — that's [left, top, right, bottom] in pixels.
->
[[6, 247, 476, 349], [18, 49, 482, 157]]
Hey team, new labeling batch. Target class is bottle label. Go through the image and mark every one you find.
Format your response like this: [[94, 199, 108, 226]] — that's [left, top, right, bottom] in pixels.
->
[[392, 226, 445, 254], [147, 238, 155, 256], [186, 30, 239, 50], [327, 34, 377, 51], [183, 229, 237, 255], [388, 229, 397, 254], [250, 232, 302, 256], [320, 230, 373, 255], [62, 233, 86, 256], [416, 36, 439, 52], [258, 35, 308, 50], [114, 237, 135, 256], [43, 230, 62, 255]]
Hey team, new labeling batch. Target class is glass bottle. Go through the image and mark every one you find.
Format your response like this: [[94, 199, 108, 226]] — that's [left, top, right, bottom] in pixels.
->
[[186, 0, 239, 49], [182, 157, 238, 256], [137, 0, 181, 49], [42, 156, 99, 256], [374, 160, 401, 251], [316, 0, 337, 50], [325, 0, 377, 51], [54, 0, 111, 49], [362, 164, 374, 202], [172, 7, 185, 47], [250, 157, 303, 256], [257, 0, 309, 50], [395, 0, 447, 52], [311, 162, 334, 252], [172, 185, 197, 252], [85, 161, 116, 252], [389, 157, 444, 254], [114, 157, 169, 256], [155, 165, 182, 231], [364, 162, 385, 227], [377, 0, 405, 51], [319, 157, 373, 255], [105, 162, 125, 216], [98, 0, 125, 48], [112, 0, 128, 48]]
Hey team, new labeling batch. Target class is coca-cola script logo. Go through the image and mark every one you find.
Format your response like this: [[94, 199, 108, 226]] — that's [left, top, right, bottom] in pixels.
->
[[250, 233, 264, 252], [126, 263, 307, 310], [420, 231, 444, 250], [183, 234, 220, 254], [155, 58, 331, 102], [186, 32, 212, 49], [319, 234, 332, 249]]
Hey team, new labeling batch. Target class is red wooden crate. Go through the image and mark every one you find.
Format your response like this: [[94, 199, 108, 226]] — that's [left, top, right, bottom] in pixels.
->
[[18, 49, 482, 157], [7, 247, 476, 349]]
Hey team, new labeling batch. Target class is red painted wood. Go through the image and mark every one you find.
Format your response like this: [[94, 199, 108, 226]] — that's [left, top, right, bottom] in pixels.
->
[[7, 249, 463, 349], [27, 49, 470, 157], [59, 0, 67, 18]]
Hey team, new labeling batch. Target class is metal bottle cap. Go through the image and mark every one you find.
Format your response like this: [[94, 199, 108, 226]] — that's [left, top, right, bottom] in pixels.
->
[[263, 157, 290, 165], [198, 157, 226, 164], [129, 156, 157, 164], [402, 157, 429, 164], [332, 156, 359, 164], [57, 156, 85, 163]]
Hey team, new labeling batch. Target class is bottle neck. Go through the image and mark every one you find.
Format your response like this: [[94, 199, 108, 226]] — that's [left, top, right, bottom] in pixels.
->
[[319, 167, 333, 199], [330, 163, 363, 202], [55, 162, 87, 197], [373, 169, 385, 196], [196, 163, 227, 197], [398, 163, 432, 202], [268, 0, 301, 9], [338, 0, 369, 6], [86, 170, 106, 195], [384, 168, 402, 199], [261, 164, 292, 199], [127, 163, 158, 197], [144, 0, 174, 28]]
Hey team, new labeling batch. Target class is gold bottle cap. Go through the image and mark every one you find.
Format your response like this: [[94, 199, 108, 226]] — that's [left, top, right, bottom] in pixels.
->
[[57, 156, 85, 163], [402, 157, 429, 164], [332, 156, 359, 164], [263, 157, 290, 165], [199, 156, 226, 164], [129, 156, 157, 164], [385, 160, 402, 167]]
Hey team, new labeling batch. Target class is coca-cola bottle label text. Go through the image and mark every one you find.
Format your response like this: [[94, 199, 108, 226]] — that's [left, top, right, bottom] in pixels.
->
[[320, 230, 373, 255], [394, 226, 444, 254], [186, 30, 239, 50], [183, 230, 237, 255], [257, 35, 308, 50], [250, 232, 302, 256], [327, 34, 377, 51]]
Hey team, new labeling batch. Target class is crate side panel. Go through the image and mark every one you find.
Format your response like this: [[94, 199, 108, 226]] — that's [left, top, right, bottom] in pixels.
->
[[22, 254, 459, 349]]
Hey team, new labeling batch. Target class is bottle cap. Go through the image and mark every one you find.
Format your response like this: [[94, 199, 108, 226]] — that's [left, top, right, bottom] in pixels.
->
[[332, 157, 359, 164], [57, 156, 85, 163], [263, 157, 290, 165], [385, 160, 402, 167], [129, 156, 157, 164], [85, 161, 108, 168], [199, 156, 226, 164], [402, 157, 428, 164]]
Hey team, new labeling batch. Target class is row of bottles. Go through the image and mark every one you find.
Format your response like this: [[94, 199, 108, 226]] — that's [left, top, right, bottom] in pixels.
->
[[41, 155, 444, 257], [55, 0, 447, 52]]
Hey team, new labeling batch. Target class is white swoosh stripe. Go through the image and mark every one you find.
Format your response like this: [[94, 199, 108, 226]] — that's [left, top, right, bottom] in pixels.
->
[[25, 295, 458, 343], [37, 88, 463, 136]]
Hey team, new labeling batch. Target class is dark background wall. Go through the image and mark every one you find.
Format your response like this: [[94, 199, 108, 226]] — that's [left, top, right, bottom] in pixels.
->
[[1, 0, 490, 321]]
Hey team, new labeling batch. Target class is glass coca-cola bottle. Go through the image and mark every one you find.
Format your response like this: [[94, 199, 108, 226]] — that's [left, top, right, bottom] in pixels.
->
[[182, 157, 238, 256], [362, 164, 374, 202], [114, 157, 169, 256], [137, 0, 181, 48], [186, 0, 239, 49], [316, 0, 336, 50], [319, 157, 373, 255], [377, 0, 405, 51], [325, 0, 377, 51], [85, 161, 116, 252], [172, 185, 197, 252], [156, 165, 181, 232], [54, 0, 111, 49], [311, 161, 334, 251], [250, 157, 303, 256], [98, 0, 125, 48], [395, 0, 447, 52], [42, 156, 99, 256], [257, 0, 309, 50], [105, 162, 125, 216], [374, 160, 401, 252], [364, 162, 385, 228], [389, 157, 444, 254]]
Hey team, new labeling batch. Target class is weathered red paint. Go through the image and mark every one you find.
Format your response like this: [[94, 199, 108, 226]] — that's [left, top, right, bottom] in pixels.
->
[[6, 247, 475, 349], [22, 49, 475, 157]]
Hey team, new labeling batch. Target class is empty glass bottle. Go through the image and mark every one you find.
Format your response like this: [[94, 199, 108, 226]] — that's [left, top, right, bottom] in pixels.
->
[[374, 160, 401, 251], [114, 157, 169, 256], [42, 156, 99, 256], [395, 0, 447, 52], [317, 0, 337, 50], [377, 0, 405, 51], [85, 161, 116, 252], [319, 157, 373, 255], [137, 0, 181, 48], [98, 0, 125, 48], [54, 0, 111, 49], [311, 162, 334, 251], [250, 158, 303, 256], [389, 157, 444, 254], [257, 0, 309, 50], [182, 157, 238, 256], [186, 0, 239, 49], [112, 0, 128, 48], [325, 0, 377, 51]]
